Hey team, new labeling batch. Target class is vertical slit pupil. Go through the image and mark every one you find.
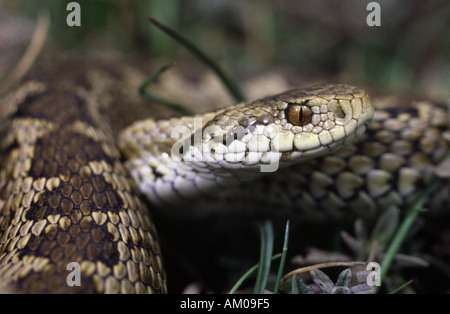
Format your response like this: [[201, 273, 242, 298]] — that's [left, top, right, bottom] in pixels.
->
[[299, 107, 303, 123]]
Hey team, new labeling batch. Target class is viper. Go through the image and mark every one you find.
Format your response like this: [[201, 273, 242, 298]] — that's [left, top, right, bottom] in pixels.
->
[[0, 61, 448, 293]]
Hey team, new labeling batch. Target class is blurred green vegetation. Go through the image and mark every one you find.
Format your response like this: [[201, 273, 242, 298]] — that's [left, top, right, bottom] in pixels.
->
[[2, 0, 449, 97]]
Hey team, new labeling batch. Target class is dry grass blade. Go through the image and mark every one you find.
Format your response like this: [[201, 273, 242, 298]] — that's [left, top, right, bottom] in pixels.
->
[[278, 261, 365, 293], [0, 10, 50, 94]]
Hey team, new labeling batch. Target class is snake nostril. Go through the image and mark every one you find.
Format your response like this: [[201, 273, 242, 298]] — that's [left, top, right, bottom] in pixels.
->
[[285, 103, 312, 126]]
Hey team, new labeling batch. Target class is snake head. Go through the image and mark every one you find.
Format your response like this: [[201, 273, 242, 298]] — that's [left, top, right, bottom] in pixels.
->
[[119, 83, 374, 204], [201, 83, 374, 169]]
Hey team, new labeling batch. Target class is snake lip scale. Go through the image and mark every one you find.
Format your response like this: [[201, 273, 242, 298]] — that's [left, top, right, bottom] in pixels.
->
[[0, 64, 448, 293]]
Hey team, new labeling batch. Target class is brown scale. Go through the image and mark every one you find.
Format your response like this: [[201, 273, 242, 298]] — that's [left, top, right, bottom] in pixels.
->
[[0, 79, 166, 293]]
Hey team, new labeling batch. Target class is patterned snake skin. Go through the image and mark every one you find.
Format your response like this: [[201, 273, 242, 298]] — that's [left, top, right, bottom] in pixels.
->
[[0, 62, 448, 293], [119, 83, 373, 206], [184, 94, 449, 221], [0, 65, 166, 293]]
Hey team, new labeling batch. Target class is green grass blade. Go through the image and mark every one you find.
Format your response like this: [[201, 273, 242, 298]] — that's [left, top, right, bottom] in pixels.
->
[[139, 61, 194, 115], [273, 220, 289, 294], [388, 280, 414, 294], [379, 150, 450, 291], [379, 178, 436, 288], [139, 61, 176, 94], [148, 16, 246, 103], [146, 0, 180, 56], [228, 254, 281, 294], [253, 220, 274, 294]]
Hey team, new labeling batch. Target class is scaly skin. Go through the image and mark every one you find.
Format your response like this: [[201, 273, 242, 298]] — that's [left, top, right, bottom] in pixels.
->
[[0, 68, 166, 293], [0, 62, 448, 293], [119, 83, 374, 205]]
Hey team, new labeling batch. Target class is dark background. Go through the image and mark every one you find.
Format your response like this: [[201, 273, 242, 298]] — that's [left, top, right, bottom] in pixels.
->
[[1, 0, 449, 99]]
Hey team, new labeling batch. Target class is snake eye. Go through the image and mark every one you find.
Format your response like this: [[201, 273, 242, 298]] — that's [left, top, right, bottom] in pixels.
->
[[285, 104, 312, 126]]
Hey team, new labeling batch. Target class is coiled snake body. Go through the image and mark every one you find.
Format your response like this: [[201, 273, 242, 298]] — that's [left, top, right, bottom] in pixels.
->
[[0, 64, 448, 293], [0, 66, 166, 293]]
